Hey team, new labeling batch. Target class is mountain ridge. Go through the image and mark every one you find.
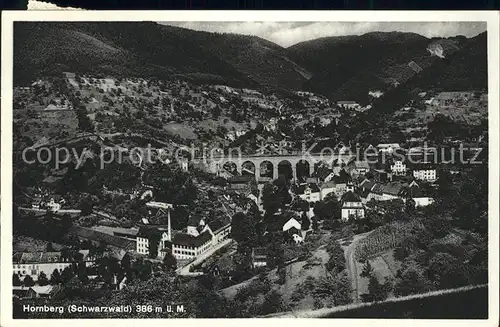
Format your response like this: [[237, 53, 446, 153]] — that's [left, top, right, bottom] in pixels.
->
[[14, 22, 487, 107]]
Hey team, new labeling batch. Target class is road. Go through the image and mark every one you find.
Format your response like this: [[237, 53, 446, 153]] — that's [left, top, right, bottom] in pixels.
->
[[176, 239, 233, 276], [343, 231, 372, 303], [18, 207, 81, 214]]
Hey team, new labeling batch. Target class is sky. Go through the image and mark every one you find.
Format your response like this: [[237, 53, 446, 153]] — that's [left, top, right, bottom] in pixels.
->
[[161, 22, 486, 47]]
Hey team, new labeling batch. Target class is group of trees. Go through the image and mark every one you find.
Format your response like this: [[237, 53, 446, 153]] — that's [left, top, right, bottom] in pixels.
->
[[360, 260, 393, 302]]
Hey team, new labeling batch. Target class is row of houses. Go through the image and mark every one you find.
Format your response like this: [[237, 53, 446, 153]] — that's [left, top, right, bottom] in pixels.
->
[[357, 179, 434, 207], [12, 250, 95, 282]]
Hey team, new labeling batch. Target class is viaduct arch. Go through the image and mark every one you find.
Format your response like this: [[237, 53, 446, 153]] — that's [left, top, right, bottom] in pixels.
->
[[203, 153, 364, 181]]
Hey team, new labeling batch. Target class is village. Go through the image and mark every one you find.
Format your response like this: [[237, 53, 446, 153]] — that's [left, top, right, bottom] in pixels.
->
[[12, 72, 488, 316]]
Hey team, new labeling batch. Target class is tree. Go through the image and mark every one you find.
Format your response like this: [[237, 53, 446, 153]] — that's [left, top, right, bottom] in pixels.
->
[[231, 212, 257, 253], [325, 241, 346, 274], [50, 269, 61, 285], [405, 198, 416, 213], [362, 275, 390, 303], [260, 290, 284, 315], [79, 196, 95, 215], [313, 273, 352, 306], [428, 252, 469, 289], [311, 216, 319, 231], [394, 263, 434, 296], [121, 253, 132, 275], [266, 231, 285, 269], [301, 212, 311, 231], [314, 194, 340, 221], [38, 271, 49, 286], [23, 275, 35, 287], [61, 266, 75, 283], [46, 242, 55, 252], [147, 232, 161, 258], [163, 251, 177, 274], [261, 183, 280, 216], [360, 260, 374, 278], [13, 273, 22, 286]]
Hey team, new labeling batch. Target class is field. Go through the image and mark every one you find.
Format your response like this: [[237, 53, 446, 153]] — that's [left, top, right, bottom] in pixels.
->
[[354, 220, 423, 261], [357, 249, 400, 297], [164, 123, 198, 140], [221, 230, 335, 311]]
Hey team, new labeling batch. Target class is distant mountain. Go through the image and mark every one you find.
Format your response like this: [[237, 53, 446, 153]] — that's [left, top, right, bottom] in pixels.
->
[[14, 23, 487, 102], [14, 22, 311, 90], [370, 32, 488, 113], [286, 31, 479, 103]]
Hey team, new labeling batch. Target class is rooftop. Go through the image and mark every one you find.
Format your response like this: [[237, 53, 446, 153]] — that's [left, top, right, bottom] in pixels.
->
[[342, 191, 361, 203], [172, 230, 212, 248], [68, 226, 135, 250]]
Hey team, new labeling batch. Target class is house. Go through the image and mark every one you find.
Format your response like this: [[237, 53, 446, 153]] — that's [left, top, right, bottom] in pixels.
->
[[347, 160, 370, 177], [391, 160, 407, 176], [292, 234, 304, 244], [337, 101, 361, 110], [109, 227, 139, 240], [170, 215, 231, 260], [13, 250, 95, 281], [228, 175, 257, 193], [406, 181, 435, 207], [377, 143, 401, 154], [296, 183, 321, 203], [370, 169, 389, 183], [314, 166, 334, 182], [341, 191, 365, 221], [186, 216, 208, 237], [357, 179, 376, 203], [43, 195, 65, 212], [252, 247, 267, 268], [367, 181, 407, 202], [282, 216, 302, 233], [207, 216, 231, 246], [31, 197, 42, 209], [319, 181, 337, 199], [12, 285, 62, 299], [412, 164, 437, 182]]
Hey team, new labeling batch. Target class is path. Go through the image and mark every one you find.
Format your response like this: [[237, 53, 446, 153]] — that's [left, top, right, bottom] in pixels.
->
[[343, 231, 372, 303], [176, 239, 233, 276]]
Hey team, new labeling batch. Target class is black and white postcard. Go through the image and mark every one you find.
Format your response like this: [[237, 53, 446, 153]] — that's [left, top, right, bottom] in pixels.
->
[[1, 10, 498, 325]]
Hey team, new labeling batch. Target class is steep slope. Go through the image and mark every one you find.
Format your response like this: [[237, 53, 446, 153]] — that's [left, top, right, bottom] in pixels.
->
[[14, 22, 311, 90], [159, 25, 312, 90], [371, 32, 488, 113], [287, 32, 469, 102], [14, 22, 254, 87]]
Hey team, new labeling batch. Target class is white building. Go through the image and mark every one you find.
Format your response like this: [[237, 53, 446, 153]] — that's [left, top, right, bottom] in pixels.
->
[[13, 250, 95, 281], [171, 216, 231, 260], [341, 191, 365, 221], [391, 160, 407, 175], [413, 167, 437, 182], [297, 183, 321, 203], [408, 181, 435, 207], [337, 101, 361, 110], [377, 143, 401, 154], [136, 227, 171, 256]]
